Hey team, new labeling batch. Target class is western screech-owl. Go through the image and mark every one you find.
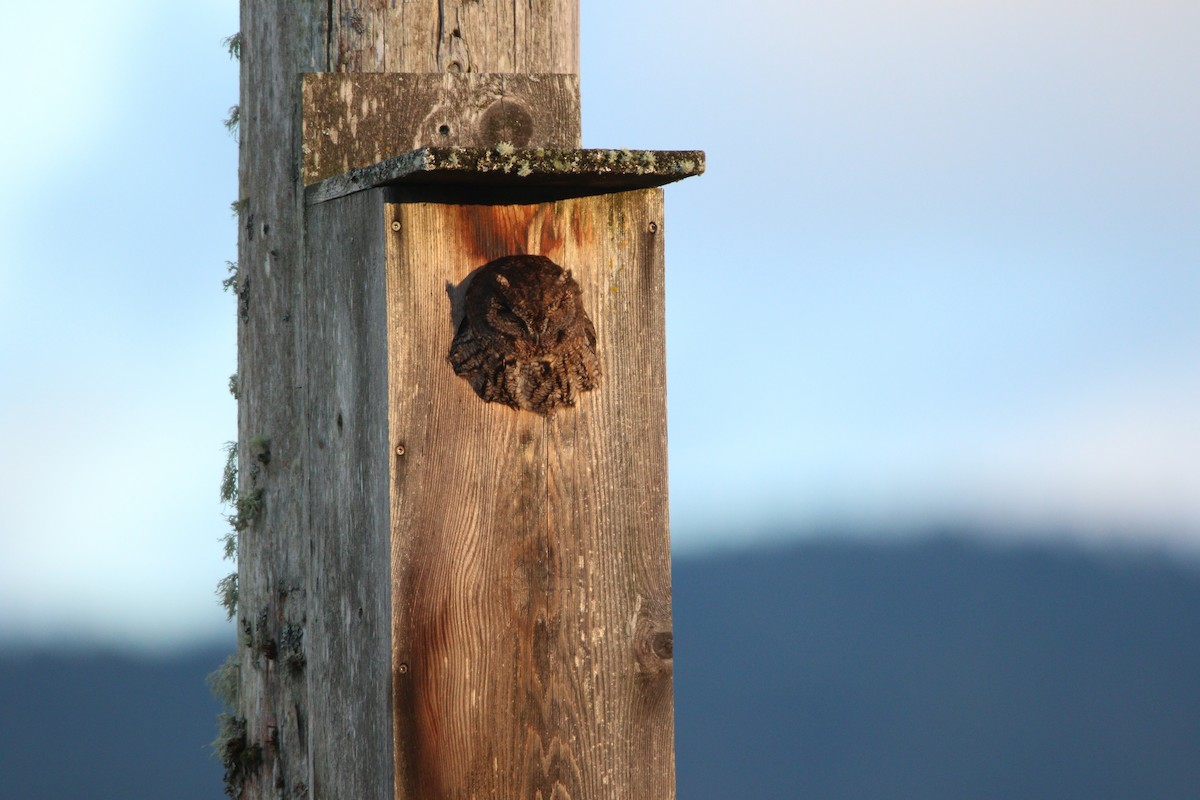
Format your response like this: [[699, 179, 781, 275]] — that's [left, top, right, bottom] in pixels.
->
[[449, 255, 600, 415]]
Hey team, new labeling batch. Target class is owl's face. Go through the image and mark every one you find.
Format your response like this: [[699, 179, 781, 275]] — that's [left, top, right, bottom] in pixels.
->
[[451, 254, 600, 414], [471, 256, 582, 358]]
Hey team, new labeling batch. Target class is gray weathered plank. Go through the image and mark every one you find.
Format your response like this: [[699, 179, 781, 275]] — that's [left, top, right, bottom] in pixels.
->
[[302, 73, 582, 184], [235, 0, 326, 797], [329, 0, 579, 74], [303, 189, 394, 799], [386, 189, 675, 799]]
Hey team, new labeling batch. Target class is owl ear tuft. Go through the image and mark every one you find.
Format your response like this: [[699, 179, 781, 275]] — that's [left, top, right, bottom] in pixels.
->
[[494, 274, 510, 288]]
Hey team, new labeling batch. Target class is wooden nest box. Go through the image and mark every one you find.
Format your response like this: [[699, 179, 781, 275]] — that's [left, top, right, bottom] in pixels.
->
[[278, 73, 702, 799]]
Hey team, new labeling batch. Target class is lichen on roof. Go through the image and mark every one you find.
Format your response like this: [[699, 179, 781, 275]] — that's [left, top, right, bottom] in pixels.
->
[[305, 146, 706, 204]]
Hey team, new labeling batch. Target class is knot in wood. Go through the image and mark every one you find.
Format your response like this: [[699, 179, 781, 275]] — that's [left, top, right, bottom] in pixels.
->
[[480, 99, 535, 147], [631, 598, 674, 678]]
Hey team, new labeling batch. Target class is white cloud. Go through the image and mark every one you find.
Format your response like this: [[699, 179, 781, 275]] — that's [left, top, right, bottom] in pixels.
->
[[671, 364, 1200, 553], [963, 371, 1200, 535]]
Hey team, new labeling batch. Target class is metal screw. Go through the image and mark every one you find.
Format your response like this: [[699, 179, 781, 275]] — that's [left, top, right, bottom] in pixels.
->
[[391, 221, 401, 232], [397, 662, 409, 674], [395, 443, 406, 456], [648, 221, 658, 233]]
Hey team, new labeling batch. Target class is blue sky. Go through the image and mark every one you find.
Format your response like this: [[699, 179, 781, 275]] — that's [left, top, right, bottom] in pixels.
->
[[1, 0, 1197, 648]]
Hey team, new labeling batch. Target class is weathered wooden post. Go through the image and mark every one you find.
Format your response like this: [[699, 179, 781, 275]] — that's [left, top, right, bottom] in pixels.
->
[[231, 2, 701, 798]]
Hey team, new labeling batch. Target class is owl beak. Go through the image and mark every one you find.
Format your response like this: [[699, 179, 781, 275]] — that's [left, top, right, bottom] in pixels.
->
[[530, 318, 549, 348]]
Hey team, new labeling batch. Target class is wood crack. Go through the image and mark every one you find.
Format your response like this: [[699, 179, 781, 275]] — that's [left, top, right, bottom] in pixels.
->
[[435, 0, 446, 70], [325, 0, 335, 69]]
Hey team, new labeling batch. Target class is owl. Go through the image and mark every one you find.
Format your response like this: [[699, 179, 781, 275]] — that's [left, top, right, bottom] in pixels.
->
[[449, 255, 600, 415]]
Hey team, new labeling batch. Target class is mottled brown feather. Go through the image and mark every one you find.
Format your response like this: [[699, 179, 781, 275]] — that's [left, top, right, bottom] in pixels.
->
[[449, 255, 599, 415]]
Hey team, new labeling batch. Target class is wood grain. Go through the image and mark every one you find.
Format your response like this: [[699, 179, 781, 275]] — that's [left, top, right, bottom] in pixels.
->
[[387, 189, 675, 799], [330, 0, 579, 74], [302, 73, 582, 184], [236, 1, 326, 797], [303, 189, 394, 799], [239, 0, 680, 797]]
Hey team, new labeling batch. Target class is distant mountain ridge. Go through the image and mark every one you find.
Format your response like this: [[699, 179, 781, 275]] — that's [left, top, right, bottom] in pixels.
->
[[3, 535, 1198, 799], [674, 536, 1200, 799]]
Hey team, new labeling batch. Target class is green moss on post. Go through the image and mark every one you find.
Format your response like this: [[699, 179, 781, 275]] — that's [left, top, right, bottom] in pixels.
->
[[248, 435, 271, 465], [219, 441, 238, 505], [280, 623, 306, 676], [223, 32, 243, 61], [217, 572, 239, 620], [207, 653, 241, 708], [213, 712, 263, 798], [231, 489, 263, 531], [224, 105, 240, 136], [222, 261, 240, 294]]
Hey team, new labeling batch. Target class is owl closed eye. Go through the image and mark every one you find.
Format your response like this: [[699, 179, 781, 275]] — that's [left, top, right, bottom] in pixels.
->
[[449, 255, 600, 415]]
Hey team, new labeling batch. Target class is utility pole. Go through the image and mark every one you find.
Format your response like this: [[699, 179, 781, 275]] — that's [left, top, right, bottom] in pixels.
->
[[231, 2, 701, 797]]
